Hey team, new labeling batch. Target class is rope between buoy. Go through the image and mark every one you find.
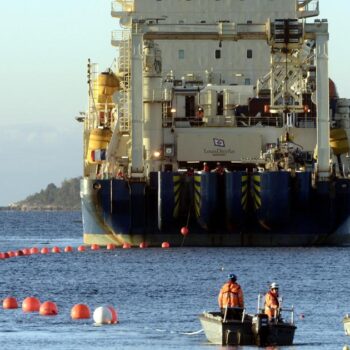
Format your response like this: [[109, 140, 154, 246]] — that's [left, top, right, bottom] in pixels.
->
[[153, 327, 203, 335], [179, 329, 204, 335]]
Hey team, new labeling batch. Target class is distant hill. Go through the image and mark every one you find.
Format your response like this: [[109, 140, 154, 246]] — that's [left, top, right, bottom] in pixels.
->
[[10, 177, 81, 211]]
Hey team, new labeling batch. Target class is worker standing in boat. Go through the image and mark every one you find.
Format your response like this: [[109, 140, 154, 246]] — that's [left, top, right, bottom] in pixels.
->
[[202, 162, 209, 172], [264, 282, 280, 320], [195, 106, 204, 125], [213, 162, 225, 175], [218, 273, 244, 318]]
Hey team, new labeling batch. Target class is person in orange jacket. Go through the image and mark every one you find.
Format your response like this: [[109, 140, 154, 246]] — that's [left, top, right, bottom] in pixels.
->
[[218, 273, 244, 317], [202, 162, 209, 172], [264, 282, 280, 320]]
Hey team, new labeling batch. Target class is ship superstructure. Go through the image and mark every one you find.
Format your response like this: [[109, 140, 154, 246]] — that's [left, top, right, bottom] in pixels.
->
[[79, 0, 350, 246]]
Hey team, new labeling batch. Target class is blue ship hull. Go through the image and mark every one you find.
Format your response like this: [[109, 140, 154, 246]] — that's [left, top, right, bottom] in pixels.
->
[[81, 172, 350, 246]]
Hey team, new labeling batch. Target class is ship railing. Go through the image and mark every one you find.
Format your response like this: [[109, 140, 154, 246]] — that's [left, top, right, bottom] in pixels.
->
[[163, 114, 316, 129], [297, 0, 319, 19], [111, 30, 131, 49], [111, 0, 134, 13], [236, 115, 284, 128], [235, 115, 316, 128], [295, 115, 316, 128]]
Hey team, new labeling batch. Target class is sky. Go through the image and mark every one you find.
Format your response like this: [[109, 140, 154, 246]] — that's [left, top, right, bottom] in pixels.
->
[[0, 0, 349, 206]]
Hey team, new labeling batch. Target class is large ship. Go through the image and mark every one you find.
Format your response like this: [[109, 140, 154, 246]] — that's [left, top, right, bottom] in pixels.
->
[[78, 0, 350, 246]]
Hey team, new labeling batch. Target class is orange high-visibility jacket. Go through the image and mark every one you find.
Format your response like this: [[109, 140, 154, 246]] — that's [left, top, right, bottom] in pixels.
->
[[218, 282, 244, 308], [264, 291, 279, 319]]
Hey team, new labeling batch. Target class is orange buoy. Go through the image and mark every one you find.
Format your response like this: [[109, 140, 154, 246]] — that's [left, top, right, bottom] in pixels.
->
[[3, 252, 10, 259], [161, 242, 170, 249], [15, 250, 24, 257], [139, 242, 148, 249], [107, 305, 118, 324], [64, 246, 73, 252], [22, 248, 31, 255], [106, 243, 116, 250], [30, 247, 39, 254], [122, 243, 131, 249], [180, 226, 189, 236], [91, 244, 100, 251], [71, 304, 91, 319], [0, 252, 5, 259], [39, 301, 58, 316], [77, 245, 86, 252], [8, 251, 16, 258], [41, 247, 49, 254], [22, 296, 41, 312], [52, 246, 61, 253], [3, 297, 18, 309]]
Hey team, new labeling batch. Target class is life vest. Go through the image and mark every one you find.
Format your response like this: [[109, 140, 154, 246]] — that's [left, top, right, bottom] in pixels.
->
[[218, 282, 244, 308], [214, 164, 225, 175], [196, 109, 204, 119], [264, 291, 279, 319]]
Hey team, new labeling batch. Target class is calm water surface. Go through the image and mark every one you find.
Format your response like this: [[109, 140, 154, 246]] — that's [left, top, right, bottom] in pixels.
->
[[0, 211, 349, 350]]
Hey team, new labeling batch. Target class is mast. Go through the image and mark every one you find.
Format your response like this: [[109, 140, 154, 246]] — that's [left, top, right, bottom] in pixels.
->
[[130, 26, 144, 177], [315, 24, 330, 180]]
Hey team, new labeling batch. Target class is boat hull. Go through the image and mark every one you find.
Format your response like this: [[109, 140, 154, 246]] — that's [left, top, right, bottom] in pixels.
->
[[199, 311, 296, 346], [344, 316, 350, 335], [81, 172, 350, 246]]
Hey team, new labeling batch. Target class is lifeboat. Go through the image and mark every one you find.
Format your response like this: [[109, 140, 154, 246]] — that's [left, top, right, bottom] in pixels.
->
[[86, 128, 112, 164]]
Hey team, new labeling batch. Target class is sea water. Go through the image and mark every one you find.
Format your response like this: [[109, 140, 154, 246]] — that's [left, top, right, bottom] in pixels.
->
[[0, 211, 349, 350]]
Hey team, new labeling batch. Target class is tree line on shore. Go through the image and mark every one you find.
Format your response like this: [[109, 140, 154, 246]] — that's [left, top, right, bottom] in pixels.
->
[[8, 178, 81, 211]]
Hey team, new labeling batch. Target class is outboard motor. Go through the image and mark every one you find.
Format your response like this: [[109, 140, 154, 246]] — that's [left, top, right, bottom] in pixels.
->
[[252, 314, 269, 346]]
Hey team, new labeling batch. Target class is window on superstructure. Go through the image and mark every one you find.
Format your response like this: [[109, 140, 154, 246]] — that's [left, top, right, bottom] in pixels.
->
[[215, 50, 221, 59], [247, 49, 253, 59], [178, 49, 185, 59], [185, 96, 195, 118], [245, 78, 251, 85]]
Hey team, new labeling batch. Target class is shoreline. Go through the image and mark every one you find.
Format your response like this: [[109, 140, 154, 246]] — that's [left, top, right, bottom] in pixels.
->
[[0, 206, 80, 212]]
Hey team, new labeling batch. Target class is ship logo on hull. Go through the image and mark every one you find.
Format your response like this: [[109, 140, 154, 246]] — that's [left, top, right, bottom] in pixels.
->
[[213, 138, 225, 147]]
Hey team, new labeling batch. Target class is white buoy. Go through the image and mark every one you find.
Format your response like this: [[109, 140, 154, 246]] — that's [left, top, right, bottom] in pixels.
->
[[93, 306, 112, 325]]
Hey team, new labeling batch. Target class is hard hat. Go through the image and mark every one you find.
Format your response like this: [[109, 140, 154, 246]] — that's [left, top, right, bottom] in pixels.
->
[[203, 162, 207, 165], [228, 273, 237, 281], [270, 282, 279, 289]]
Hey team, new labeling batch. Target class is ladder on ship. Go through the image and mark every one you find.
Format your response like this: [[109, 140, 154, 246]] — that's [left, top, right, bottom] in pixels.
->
[[115, 30, 131, 133]]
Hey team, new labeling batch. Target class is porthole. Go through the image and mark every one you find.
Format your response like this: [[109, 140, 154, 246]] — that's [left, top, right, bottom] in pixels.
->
[[93, 182, 101, 190]]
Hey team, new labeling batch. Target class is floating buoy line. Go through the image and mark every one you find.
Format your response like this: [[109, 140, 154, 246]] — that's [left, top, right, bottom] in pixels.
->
[[2, 295, 118, 323], [0, 241, 179, 325], [0, 241, 176, 260], [0, 239, 191, 326]]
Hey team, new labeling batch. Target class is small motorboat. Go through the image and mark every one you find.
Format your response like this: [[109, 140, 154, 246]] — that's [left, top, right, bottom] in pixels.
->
[[199, 301, 296, 346], [343, 314, 350, 335]]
